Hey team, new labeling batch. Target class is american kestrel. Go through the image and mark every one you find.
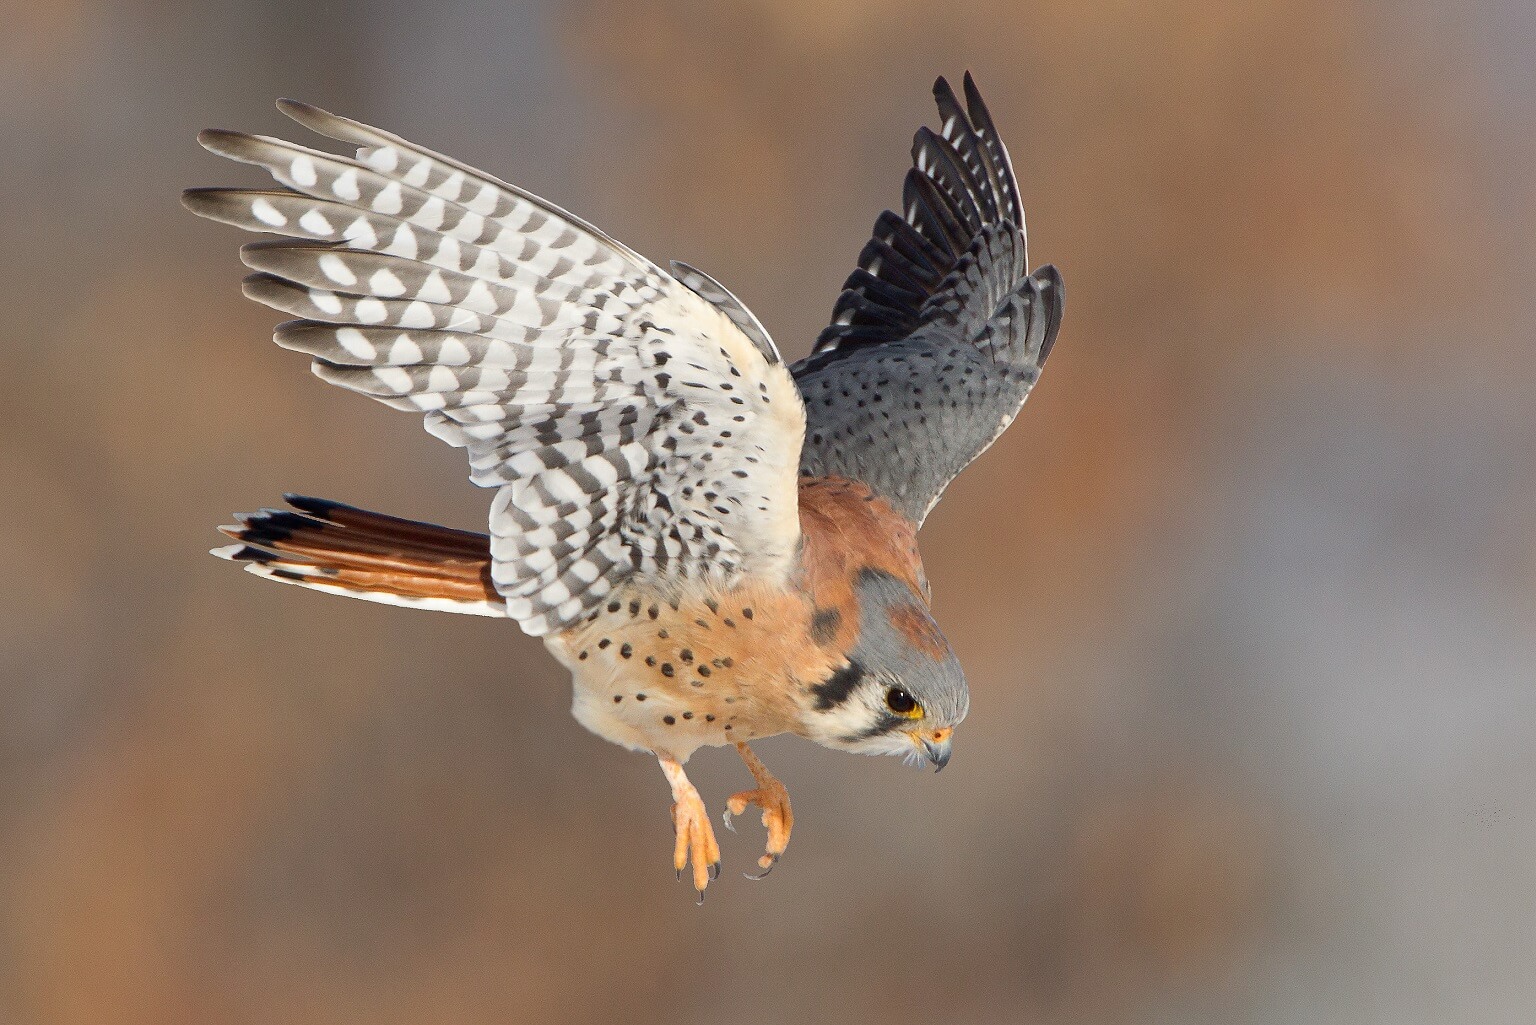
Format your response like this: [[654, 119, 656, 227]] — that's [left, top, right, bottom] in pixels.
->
[[188, 74, 1063, 899]]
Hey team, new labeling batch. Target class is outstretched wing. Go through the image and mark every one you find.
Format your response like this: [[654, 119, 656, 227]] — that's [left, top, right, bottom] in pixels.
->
[[792, 74, 1063, 527], [187, 100, 805, 636]]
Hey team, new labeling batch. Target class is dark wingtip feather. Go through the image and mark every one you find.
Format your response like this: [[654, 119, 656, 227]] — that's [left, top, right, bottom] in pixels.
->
[[275, 97, 338, 128], [276, 97, 383, 150], [276, 97, 337, 133], [810, 72, 1029, 358], [181, 187, 291, 226], [1034, 263, 1064, 289], [1031, 264, 1065, 365], [196, 127, 248, 157], [180, 187, 214, 216], [962, 71, 987, 118]]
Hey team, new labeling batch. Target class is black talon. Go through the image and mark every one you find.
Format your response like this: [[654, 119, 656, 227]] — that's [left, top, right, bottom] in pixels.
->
[[696, 888, 707, 905], [709, 862, 721, 880], [676, 869, 682, 882], [744, 855, 780, 881]]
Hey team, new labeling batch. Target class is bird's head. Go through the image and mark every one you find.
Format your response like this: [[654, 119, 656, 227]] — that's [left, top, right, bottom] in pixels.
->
[[801, 568, 967, 770]]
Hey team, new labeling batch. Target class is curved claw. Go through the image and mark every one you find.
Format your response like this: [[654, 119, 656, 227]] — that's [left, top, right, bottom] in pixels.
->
[[722, 807, 736, 833], [662, 757, 721, 901], [725, 783, 792, 879], [696, 888, 707, 905], [744, 856, 778, 881]]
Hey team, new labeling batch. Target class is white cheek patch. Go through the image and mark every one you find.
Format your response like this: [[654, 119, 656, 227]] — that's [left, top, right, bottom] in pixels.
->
[[801, 688, 901, 753]]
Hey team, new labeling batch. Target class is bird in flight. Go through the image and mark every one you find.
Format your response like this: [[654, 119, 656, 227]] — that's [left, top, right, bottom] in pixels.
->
[[187, 73, 1063, 899]]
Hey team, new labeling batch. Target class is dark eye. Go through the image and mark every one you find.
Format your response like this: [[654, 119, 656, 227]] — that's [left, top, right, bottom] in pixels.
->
[[886, 687, 918, 715]]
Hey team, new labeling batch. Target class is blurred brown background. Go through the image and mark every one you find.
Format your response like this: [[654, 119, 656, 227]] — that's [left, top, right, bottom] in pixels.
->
[[3, 1, 1534, 1023]]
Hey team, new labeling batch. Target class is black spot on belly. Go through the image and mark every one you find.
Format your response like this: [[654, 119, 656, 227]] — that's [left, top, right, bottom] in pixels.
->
[[810, 660, 865, 710], [810, 607, 842, 645], [661, 663, 675, 677], [663, 715, 676, 726]]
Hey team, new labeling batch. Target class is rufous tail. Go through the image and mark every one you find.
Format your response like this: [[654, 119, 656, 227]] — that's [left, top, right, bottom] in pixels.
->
[[212, 494, 505, 617]]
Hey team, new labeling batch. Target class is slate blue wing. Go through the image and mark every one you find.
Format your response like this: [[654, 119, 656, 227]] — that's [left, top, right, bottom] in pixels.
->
[[793, 74, 1063, 526]]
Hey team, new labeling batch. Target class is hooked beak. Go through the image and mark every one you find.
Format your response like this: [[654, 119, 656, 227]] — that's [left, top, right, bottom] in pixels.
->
[[914, 727, 953, 772]]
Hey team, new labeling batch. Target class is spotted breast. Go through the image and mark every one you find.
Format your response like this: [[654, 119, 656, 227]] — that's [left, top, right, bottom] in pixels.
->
[[547, 476, 928, 761]]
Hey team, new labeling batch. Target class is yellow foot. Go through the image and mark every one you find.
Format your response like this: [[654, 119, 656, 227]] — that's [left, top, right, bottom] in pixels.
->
[[723, 742, 794, 878], [659, 756, 721, 901]]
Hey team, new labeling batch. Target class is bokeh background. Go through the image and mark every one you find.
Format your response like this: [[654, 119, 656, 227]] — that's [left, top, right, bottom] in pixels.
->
[[3, 1, 1534, 1023]]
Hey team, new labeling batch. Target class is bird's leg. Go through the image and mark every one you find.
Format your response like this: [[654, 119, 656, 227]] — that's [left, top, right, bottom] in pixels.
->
[[723, 742, 794, 877], [658, 754, 720, 900]]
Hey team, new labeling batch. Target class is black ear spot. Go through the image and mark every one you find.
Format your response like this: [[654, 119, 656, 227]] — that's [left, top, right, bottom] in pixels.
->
[[810, 607, 842, 644], [809, 660, 865, 711]]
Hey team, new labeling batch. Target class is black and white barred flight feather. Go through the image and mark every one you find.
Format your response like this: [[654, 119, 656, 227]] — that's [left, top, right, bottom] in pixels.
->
[[793, 73, 1063, 526], [186, 100, 805, 636]]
